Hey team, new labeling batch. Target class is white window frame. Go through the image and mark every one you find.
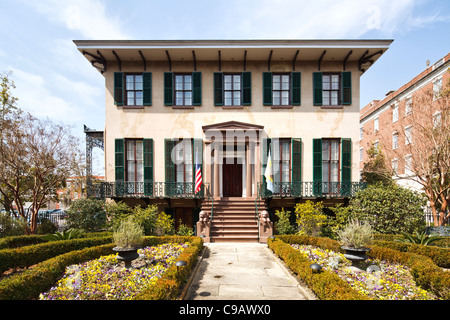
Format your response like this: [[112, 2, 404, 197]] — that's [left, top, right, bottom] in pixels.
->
[[374, 117, 379, 132], [404, 126, 412, 145], [360, 126, 363, 141], [405, 97, 412, 115], [392, 132, 399, 149], [392, 103, 399, 123], [392, 158, 398, 175], [433, 77, 442, 100], [359, 147, 363, 162]]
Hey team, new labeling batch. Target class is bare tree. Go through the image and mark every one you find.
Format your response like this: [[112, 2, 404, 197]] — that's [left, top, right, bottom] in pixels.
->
[[0, 112, 81, 234], [379, 75, 449, 226]]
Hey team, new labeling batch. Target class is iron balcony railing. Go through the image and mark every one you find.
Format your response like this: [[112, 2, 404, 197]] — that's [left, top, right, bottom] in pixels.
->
[[91, 182, 209, 199], [257, 181, 367, 198]]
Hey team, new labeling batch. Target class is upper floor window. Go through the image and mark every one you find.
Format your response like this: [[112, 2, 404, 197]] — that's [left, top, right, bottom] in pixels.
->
[[392, 132, 399, 149], [272, 74, 290, 106], [263, 72, 301, 107], [322, 74, 340, 106], [214, 72, 251, 107], [175, 74, 192, 106], [114, 72, 152, 107], [392, 104, 399, 123], [405, 126, 412, 145], [313, 71, 351, 106], [126, 74, 143, 106], [405, 97, 412, 115], [224, 74, 242, 106], [164, 72, 201, 107], [433, 77, 442, 99], [360, 127, 363, 141], [374, 117, 379, 132]]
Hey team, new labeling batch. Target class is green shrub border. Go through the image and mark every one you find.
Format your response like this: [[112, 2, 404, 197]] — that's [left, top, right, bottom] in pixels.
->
[[270, 235, 450, 300], [0, 236, 113, 273], [373, 240, 450, 268], [0, 236, 202, 300], [268, 236, 368, 300], [0, 232, 113, 250]]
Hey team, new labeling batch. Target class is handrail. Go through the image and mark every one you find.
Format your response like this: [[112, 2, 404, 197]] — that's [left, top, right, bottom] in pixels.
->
[[255, 183, 261, 241]]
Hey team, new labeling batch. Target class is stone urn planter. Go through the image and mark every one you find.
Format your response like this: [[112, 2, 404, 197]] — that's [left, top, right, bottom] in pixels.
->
[[341, 246, 371, 267], [113, 246, 140, 269]]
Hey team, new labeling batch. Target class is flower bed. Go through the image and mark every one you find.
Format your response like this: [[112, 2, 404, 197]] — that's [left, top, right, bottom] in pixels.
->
[[40, 243, 189, 300], [290, 244, 436, 300]]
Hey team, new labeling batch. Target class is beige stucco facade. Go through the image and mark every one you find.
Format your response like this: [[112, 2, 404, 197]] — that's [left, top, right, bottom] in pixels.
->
[[76, 39, 392, 204]]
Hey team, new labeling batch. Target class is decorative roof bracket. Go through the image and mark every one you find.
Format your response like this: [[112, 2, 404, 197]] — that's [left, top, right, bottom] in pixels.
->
[[318, 50, 326, 71], [192, 50, 197, 71], [112, 50, 121, 71], [359, 50, 383, 73], [82, 50, 107, 74], [243, 50, 247, 71], [268, 50, 273, 71], [343, 50, 353, 71], [139, 50, 147, 71], [292, 50, 299, 71], [166, 50, 172, 71]]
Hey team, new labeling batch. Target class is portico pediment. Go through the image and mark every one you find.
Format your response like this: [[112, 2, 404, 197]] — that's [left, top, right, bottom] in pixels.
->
[[202, 120, 264, 132]]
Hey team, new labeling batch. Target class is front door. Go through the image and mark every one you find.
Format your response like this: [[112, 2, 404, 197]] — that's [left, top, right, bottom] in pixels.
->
[[223, 158, 242, 197]]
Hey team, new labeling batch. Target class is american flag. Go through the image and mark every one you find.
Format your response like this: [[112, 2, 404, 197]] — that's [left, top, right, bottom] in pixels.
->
[[194, 151, 202, 194]]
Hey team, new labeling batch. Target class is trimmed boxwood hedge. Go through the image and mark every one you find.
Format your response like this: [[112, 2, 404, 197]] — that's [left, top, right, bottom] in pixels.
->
[[0, 236, 113, 273], [270, 235, 450, 300], [373, 240, 450, 268], [268, 236, 368, 300], [0, 236, 202, 300]]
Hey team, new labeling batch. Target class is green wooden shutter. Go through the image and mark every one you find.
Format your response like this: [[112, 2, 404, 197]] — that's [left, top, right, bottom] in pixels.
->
[[164, 72, 173, 106], [192, 72, 202, 106], [341, 138, 352, 185], [242, 72, 252, 106], [114, 72, 124, 106], [214, 72, 223, 106], [115, 139, 125, 196], [313, 138, 322, 196], [165, 139, 175, 196], [342, 72, 352, 105], [291, 72, 301, 106], [143, 72, 152, 106], [291, 138, 302, 196], [143, 139, 153, 196], [263, 72, 273, 106], [313, 72, 323, 106]]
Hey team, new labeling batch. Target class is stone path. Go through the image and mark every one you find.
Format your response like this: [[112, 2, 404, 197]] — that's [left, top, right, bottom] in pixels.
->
[[184, 243, 315, 300]]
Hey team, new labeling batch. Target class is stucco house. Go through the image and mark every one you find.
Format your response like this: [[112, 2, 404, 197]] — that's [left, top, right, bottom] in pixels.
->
[[75, 39, 392, 242]]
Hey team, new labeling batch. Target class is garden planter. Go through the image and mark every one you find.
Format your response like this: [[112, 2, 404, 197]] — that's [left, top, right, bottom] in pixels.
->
[[341, 246, 371, 267], [113, 247, 140, 268]]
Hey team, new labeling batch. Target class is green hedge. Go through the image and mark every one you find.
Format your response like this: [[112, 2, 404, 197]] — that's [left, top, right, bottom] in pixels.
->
[[268, 236, 368, 300], [0, 236, 113, 274], [271, 235, 450, 300], [0, 231, 112, 250], [373, 240, 450, 268], [0, 236, 202, 300]]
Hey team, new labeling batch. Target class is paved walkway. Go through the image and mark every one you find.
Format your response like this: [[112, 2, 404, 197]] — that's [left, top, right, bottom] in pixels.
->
[[184, 243, 315, 300]]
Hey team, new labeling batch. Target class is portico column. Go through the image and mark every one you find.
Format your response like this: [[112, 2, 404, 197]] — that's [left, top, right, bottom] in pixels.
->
[[213, 146, 220, 198], [255, 141, 261, 197], [246, 143, 252, 197]]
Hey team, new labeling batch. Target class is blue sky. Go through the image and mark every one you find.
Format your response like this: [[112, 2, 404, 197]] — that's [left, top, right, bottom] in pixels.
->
[[1, 0, 449, 175]]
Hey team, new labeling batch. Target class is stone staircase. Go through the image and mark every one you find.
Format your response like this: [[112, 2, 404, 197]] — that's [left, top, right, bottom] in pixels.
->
[[202, 197, 266, 243]]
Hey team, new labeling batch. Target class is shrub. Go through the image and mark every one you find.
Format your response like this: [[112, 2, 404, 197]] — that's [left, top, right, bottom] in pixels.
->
[[0, 212, 26, 237], [337, 219, 373, 249], [37, 218, 58, 235], [106, 202, 159, 236], [44, 228, 84, 241], [66, 198, 106, 232], [113, 217, 144, 248], [274, 208, 296, 235], [176, 220, 194, 236], [294, 201, 327, 236], [348, 183, 427, 234], [156, 212, 175, 235], [0, 236, 113, 274], [0, 236, 202, 300]]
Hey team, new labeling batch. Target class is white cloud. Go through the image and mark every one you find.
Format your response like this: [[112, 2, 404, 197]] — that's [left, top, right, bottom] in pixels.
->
[[8, 67, 100, 124], [221, 0, 443, 39], [22, 0, 129, 39]]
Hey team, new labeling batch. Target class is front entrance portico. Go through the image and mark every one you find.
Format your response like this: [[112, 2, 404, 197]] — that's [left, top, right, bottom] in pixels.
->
[[202, 121, 264, 199]]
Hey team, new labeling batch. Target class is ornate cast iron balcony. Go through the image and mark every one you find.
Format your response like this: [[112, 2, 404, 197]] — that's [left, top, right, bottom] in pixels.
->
[[91, 182, 209, 199], [257, 181, 366, 199]]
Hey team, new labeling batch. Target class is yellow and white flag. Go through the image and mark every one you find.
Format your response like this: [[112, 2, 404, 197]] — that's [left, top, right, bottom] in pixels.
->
[[264, 148, 274, 192]]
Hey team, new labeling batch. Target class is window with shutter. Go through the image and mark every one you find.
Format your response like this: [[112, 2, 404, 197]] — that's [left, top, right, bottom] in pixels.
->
[[114, 72, 124, 106]]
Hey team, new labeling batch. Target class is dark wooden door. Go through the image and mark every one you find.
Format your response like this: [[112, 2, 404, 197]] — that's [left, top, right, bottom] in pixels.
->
[[223, 159, 242, 197]]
